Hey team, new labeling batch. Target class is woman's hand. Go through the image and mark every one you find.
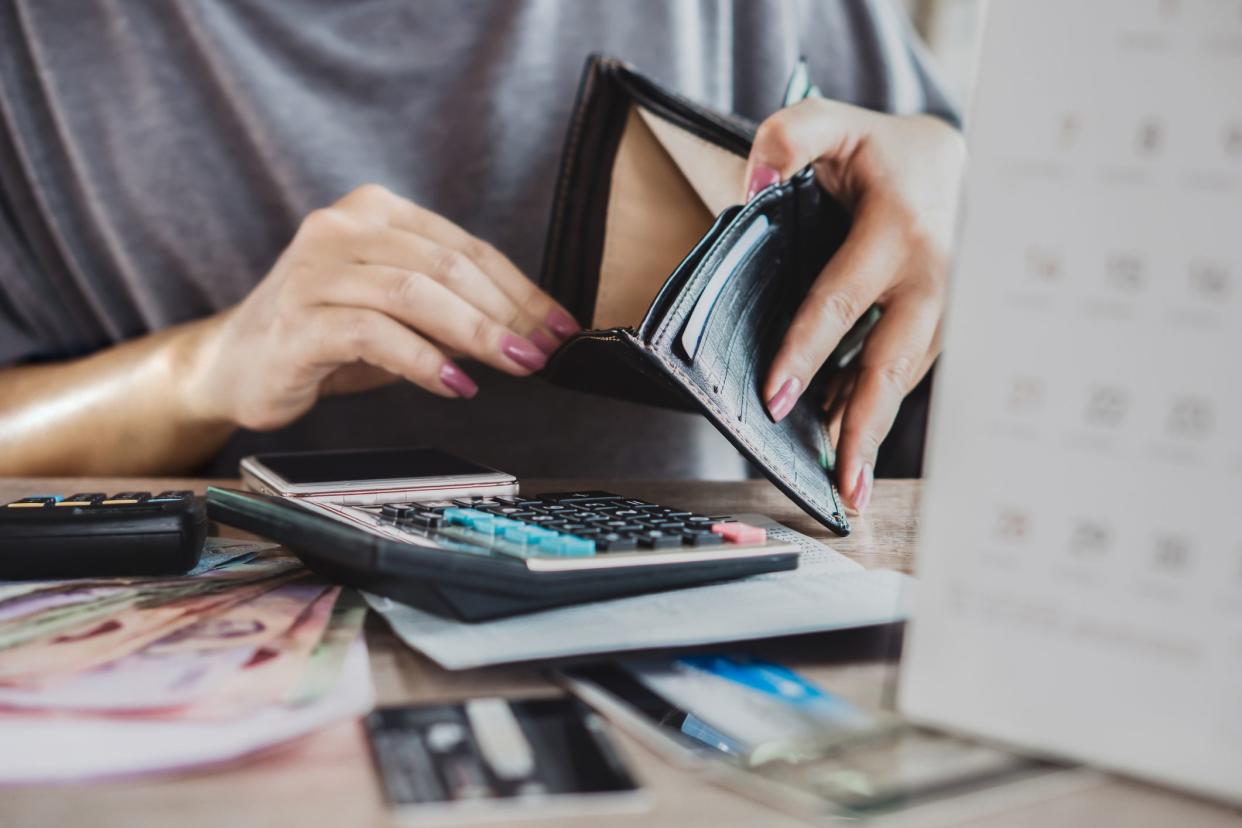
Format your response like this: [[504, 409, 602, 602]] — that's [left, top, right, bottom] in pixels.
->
[[745, 99, 965, 513], [183, 184, 581, 431]]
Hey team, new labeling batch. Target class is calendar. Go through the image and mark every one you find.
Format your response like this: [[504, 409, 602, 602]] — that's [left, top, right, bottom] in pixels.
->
[[899, 0, 1242, 803]]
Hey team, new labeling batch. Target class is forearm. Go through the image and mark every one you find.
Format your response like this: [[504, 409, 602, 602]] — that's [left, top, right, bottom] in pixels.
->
[[0, 315, 235, 476]]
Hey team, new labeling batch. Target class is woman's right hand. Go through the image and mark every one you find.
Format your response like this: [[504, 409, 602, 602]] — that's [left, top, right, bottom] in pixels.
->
[[181, 184, 581, 431]]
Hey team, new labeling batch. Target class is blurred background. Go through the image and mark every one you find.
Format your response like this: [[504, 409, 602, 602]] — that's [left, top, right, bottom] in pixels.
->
[[905, 0, 982, 111]]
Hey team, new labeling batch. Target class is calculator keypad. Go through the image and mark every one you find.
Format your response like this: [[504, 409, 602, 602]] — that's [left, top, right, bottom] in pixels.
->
[[374, 491, 761, 559]]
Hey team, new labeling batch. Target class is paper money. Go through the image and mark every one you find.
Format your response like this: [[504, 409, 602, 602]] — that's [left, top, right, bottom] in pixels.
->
[[145, 576, 328, 655], [189, 586, 342, 715], [0, 535, 370, 772], [0, 554, 301, 650], [0, 574, 301, 683], [287, 588, 369, 704]]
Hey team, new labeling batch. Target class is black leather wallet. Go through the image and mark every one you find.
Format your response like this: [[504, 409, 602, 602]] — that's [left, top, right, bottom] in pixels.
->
[[540, 56, 872, 536]]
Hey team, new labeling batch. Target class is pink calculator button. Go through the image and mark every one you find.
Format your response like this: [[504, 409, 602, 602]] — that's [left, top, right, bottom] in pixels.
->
[[711, 522, 766, 544]]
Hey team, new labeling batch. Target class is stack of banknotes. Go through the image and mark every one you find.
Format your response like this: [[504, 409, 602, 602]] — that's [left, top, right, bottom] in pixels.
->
[[0, 538, 373, 783]]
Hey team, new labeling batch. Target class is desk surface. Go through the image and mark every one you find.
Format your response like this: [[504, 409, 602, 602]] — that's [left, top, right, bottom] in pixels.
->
[[1, 477, 1237, 828]]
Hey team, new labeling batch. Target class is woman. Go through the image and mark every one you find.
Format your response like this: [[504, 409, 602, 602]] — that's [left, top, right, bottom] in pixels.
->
[[0, 0, 962, 513]]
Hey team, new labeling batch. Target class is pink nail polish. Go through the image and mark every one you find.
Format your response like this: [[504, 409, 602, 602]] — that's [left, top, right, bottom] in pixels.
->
[[766, 377, 802, 423], [546, 309, 582, 338], [439, 362, 478, 399], [746, 164, 781, 200], [852, 462, 874, 513], [501, 334, 548, 371], [530, 328, 560, 356]]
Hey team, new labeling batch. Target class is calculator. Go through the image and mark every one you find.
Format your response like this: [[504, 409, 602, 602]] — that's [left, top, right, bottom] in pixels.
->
[[206, 487, 800, 621], [0, 491, 206, 579]]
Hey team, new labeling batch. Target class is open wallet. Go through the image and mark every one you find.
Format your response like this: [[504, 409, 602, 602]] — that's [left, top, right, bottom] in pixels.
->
[[539, 56, 878, 536]]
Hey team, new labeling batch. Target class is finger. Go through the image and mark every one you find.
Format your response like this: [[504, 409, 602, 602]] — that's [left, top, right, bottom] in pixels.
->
[[763, 205, 905, 422], [351, 225, 559, 353], [744, 98, 874, 200], [823, 370, 856, 471], [300, 306, 478, 399], [315, 265, 549, 376], [834, 297, 940, 513], [336, 184, 582, 339]]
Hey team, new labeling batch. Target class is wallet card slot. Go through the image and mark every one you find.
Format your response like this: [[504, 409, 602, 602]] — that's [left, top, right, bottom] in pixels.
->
[[678, 214, 772, 361]]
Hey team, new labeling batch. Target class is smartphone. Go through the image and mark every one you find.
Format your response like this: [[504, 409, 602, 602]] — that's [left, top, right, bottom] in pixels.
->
[[239, 447, 517, 505]]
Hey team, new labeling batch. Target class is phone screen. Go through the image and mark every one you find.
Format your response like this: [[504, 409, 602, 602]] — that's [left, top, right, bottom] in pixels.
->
[[253, 447, 500, 485]]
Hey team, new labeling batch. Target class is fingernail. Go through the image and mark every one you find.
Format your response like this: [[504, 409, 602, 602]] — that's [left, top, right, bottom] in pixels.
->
[[501, 334, 548, 371], [766, 377, 802, 423], [852, 462, 874, 514], [546, 309, 582, 338], [530, 328, 560, 356], [746, 164, 781, 201], [439, 362, 478, 399]]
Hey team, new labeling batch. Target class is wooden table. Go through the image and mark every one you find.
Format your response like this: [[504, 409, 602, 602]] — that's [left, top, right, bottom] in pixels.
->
[[1, 478, 1237, 827]]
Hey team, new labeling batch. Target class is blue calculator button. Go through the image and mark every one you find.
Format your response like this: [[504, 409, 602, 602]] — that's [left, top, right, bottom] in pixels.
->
[[465, 514, 496, 534], [444, 508, 488, 525], [498, 524, 533, 543]]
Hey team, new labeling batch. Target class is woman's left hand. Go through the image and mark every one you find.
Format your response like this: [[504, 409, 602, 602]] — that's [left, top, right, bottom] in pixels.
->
[[744, 99, 965, 513]]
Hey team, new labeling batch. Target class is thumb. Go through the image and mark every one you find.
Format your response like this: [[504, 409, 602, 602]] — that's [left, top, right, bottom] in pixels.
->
[[743, 98, 873, 201]]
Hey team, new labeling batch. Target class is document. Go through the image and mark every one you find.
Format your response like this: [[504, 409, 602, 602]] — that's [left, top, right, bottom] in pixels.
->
[[899, 0, 1242, 804], [368, 517, 910, 670]]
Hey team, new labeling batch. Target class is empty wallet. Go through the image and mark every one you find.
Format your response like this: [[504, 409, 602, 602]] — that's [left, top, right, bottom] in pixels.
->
[[539, 56, 874, 536]]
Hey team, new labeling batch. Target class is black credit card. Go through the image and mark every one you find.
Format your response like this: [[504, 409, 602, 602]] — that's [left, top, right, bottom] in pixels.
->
[[364, 696, 645, 821]]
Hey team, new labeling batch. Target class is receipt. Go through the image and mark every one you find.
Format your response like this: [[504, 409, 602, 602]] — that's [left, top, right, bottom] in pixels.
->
[[366, 516, 910, 670]]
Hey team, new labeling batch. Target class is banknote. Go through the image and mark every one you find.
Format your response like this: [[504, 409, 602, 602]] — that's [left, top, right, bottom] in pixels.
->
[[187, 586, 342, 717], [145, 576, 328, 655], [0, 574, 302, 683], [286, 588, 369, 705], [0, 555, 302, 651]]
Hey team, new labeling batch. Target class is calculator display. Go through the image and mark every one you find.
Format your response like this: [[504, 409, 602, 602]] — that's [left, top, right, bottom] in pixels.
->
[[252, 448, 501, 485]]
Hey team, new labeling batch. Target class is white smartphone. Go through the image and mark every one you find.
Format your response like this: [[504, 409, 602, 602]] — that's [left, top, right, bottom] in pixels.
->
[[239, 447, 518, 505]]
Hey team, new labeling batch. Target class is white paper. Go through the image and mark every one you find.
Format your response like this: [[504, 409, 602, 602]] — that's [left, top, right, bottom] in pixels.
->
[[368, 517, 910, 670], [0, 639, 373, 783], [899, 0, 1242, 805]]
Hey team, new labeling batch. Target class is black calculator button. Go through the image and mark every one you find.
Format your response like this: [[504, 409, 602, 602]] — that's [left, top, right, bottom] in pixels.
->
[[596, 534, 638, 552], [153, 490, 194, 500], [684, 530, 724, 547], [381, 503, 411, 519], [61, 492, 107, 506], [6, 496, 57, 508], [103, 492, 151, 505], [537, 491, 623, 504], [637, 531, 682, 549]]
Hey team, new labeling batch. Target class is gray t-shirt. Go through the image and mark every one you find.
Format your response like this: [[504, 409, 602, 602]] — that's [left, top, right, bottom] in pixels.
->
[[0, 0, 952, 477]]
